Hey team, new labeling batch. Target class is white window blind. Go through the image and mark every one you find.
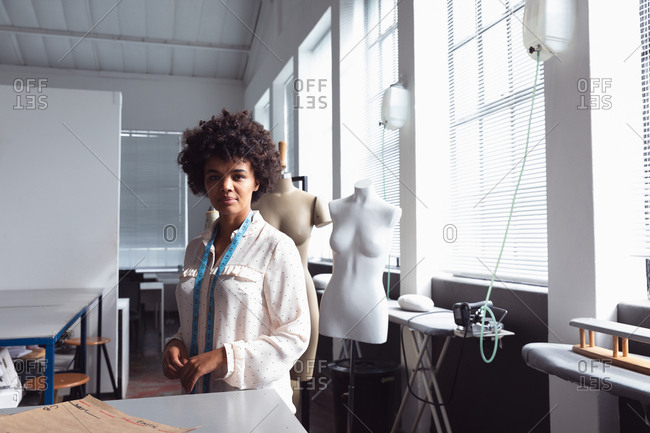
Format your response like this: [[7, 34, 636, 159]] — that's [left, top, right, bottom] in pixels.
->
[[442, 0, 548, 285], [341, 0, 400, 260], [119, 131, 187, 269], [641, 0, 650, 255]]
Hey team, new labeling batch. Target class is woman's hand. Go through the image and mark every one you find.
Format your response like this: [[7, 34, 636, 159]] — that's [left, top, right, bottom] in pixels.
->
[[162, 339, 189, 379], [179, 347, 226, 394]]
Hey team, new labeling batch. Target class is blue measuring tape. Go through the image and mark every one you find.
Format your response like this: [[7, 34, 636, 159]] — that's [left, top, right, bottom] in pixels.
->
[[189, 210, 254, 393]]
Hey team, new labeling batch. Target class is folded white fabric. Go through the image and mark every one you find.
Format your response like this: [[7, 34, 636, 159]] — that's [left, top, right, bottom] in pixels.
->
[[397, 294, 434, 312]]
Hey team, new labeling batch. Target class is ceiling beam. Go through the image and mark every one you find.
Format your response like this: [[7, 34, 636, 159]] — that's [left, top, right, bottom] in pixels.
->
[[0, 5, 24, 65], [0, 25, 250, 54]]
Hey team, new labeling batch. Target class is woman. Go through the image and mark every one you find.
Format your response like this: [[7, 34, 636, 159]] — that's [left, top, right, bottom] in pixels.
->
[[162, 109, 310, 412]]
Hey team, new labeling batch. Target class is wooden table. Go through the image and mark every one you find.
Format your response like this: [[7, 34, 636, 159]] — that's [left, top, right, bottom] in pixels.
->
[[0, 288, 103, 405]]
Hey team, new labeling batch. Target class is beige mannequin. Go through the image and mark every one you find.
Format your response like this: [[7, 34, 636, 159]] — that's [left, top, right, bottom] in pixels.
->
[[252, 141, 331, 384], [204, 208, 219, 230]]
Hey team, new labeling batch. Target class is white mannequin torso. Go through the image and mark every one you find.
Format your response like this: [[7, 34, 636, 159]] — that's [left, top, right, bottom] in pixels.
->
[[319, 179, 401, 344]]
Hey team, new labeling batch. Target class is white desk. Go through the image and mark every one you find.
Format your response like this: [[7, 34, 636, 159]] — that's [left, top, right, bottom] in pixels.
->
[[0, 389, 307, 432], [0, 289, 100, 308], [0, 288, 104, 405], [140, 282, 165, 352]]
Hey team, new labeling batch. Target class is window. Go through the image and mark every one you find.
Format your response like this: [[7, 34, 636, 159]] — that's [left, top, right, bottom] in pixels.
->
[[641, 0, 650, 256], [441, 0, 548, 285], [284, 73, 296, 170], [119, 131, 187, 269], [254, 89, 271, 131], [340, 0, 400, 262], [299, 25, 333, 260]]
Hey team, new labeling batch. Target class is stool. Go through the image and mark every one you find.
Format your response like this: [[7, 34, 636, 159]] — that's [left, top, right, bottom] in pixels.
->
[[65, 336, 119, 399], [24, 372, 90, 403]]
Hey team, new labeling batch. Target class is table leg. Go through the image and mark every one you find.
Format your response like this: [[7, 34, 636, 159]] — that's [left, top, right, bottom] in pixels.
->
[[418, 334, 452, 433], [97, 295, 104, 394], [81, 309, 88, 396], [391, 331, 431, 433], [160, 288, 165, 353], [412, 394, 428, 433], [411, 331, 444, 433], [411, 335, 452, 433], [44, 342, 55, 405]]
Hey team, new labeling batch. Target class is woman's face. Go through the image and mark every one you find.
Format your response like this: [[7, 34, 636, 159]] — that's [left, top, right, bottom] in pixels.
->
[[204, 157, 259, 223]]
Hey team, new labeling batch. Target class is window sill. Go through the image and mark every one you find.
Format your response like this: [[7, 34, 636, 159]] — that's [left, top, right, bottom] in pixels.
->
[[618, 299, 650, 310], [308, 258, 401, 273], [430, 272, 547, 294]]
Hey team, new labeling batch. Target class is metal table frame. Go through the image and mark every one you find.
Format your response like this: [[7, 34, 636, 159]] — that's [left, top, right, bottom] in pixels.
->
[[388, 300, 456, 433], [388, 300, 513, 433], [0, 288, 103, 404]]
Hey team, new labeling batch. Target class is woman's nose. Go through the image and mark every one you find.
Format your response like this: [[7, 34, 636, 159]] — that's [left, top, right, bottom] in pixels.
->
[[220, 177, 233, 191]]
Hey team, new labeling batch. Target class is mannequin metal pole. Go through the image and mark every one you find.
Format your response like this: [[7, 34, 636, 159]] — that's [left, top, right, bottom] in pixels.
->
[[348, 340, 356, 433]]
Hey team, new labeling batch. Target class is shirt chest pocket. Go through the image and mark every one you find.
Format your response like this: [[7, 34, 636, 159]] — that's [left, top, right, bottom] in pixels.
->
[[218, 264, 264, 302], [178, 267, 198, 299]]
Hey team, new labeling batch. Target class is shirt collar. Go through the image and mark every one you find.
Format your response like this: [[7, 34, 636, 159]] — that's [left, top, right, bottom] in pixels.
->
[[200, 210, 264, 245]]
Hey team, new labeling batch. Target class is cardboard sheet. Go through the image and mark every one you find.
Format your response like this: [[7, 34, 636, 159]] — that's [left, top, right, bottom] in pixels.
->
[[0, 395, 197, 432]]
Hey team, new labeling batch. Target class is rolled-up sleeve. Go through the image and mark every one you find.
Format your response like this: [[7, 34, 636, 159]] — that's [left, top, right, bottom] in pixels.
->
[[222, 237, 310, 389]]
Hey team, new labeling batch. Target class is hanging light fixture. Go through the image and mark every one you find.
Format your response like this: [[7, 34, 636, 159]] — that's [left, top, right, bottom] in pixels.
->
[[380, 83, 410, 130], [523, 0, 576, 61]]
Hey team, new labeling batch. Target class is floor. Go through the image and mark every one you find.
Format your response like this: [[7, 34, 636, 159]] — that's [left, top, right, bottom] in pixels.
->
[[126, 311, 337, 433]]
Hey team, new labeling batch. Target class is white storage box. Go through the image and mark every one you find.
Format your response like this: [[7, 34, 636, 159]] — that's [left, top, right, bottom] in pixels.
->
[[0, 347, 23, 408]]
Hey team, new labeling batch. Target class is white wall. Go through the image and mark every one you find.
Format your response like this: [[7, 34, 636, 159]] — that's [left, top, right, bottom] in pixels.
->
[[244, 1, 332, 124], [243, 0, 333, 192], [0, 83, 121, 394], [0, 64, 245, 239], [0, 65, 243, 132], [546, 1, 646, 432]]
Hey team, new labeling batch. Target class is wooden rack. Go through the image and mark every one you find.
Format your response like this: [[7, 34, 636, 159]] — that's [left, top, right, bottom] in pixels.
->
[[570, 318, 650, 375]]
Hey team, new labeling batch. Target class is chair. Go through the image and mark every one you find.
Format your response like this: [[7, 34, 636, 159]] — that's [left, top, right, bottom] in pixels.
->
[[24, 372, 90, 403], [64, 336, 119, 399]]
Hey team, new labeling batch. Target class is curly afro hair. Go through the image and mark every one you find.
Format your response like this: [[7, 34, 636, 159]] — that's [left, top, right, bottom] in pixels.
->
[[178, 109, 282, 202]]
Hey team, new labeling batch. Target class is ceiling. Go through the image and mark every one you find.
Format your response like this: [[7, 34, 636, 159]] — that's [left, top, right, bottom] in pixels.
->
[[0, 0, 262, 80]]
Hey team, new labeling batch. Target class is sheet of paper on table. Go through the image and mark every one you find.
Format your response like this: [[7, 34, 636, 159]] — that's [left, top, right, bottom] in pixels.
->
[[0, 395, 197, 432]]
